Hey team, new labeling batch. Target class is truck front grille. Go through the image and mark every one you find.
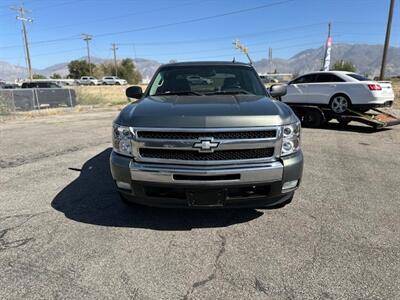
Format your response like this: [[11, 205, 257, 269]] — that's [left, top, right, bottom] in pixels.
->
[[137, 130, 276, 140], [132, 127, 280, 165], [139, 148, 275, 161]]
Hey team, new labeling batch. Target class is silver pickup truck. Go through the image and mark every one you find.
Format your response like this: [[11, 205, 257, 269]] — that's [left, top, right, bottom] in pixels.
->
[[110, 61, 303, 208]]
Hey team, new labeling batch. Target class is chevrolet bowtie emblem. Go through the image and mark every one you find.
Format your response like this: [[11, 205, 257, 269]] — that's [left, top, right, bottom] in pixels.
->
[[193, 138, 219, 153]]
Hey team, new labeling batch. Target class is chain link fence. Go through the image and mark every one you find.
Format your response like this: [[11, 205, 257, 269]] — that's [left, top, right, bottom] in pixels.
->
[[0, 88, 76, 114]]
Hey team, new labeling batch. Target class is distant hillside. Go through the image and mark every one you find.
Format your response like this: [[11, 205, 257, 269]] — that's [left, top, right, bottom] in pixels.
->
[[0, 57, 160, 82], [38, 57, 161, 82], [1, 43, 400, 81], [253, 43, 400, 77]]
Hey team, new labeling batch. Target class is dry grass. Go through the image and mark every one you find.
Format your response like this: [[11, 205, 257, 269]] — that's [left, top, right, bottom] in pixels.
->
[[0, 105, 123, 122], [74, 85, 148, 106]]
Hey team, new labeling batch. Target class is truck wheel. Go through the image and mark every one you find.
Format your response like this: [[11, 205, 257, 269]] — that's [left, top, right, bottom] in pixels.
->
[[302, 109, 324, 128], [330, 94, 351, 114]]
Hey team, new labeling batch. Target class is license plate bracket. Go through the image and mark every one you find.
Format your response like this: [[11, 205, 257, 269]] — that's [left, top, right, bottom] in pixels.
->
[[187, 189, 225, 207]]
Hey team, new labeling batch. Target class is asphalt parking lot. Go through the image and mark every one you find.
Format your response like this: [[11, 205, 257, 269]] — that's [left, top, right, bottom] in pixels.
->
[[1, 110, 399, 299]]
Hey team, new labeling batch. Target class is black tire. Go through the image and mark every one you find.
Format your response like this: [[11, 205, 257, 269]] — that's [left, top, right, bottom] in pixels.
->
[[115, 82, 121, 85], [302, 109, 324, 128], [329, 94, 351, 114]]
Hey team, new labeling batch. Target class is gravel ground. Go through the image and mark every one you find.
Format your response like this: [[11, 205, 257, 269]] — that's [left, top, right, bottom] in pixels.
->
[[0, 109, 399, 299]]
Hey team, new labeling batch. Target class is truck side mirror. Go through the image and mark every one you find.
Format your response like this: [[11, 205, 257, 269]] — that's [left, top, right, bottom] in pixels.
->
[[269, 84, 287, 99], [126, 86, 143, 99]]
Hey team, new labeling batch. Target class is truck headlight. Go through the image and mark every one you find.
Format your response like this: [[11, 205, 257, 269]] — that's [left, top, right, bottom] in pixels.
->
[[112, 123, 134, 157], [281, 121, 301, 156]]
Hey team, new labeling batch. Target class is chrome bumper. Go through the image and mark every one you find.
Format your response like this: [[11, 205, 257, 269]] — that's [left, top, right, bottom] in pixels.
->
[[129, 161, 283, 185]]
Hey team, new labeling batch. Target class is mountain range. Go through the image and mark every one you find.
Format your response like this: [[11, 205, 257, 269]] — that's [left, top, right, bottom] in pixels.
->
[[1, 43, 399, 81]]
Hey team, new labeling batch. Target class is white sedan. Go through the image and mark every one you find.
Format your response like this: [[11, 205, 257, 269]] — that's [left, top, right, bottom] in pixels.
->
[[102, 76, 127, 85], [282, 71, 394, 113]]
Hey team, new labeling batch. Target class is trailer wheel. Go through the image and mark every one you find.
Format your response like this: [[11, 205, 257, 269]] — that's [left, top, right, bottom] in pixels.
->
[[302, 109, 324, 128]]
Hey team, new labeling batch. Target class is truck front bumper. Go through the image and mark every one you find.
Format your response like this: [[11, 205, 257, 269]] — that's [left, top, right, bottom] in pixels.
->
[[110, 150, 303, 208]]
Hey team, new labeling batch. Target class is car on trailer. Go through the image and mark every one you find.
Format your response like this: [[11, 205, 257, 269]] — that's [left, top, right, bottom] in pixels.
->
[[282, 71, 394, 114]]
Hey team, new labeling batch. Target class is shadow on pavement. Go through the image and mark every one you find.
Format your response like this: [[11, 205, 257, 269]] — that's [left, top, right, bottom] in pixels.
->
[[51, 148, 263, 230]]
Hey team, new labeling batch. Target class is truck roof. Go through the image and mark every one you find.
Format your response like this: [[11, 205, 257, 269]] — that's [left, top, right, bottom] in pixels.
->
[[160, 61, 251, 68]]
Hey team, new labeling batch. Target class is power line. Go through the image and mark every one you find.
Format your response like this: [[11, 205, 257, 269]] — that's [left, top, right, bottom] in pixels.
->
[[0, 21, 324, 50], [0, 0, 296, 50], [94, 0, 296, 38], [16, 0, 204, 34], [1, 47, 86, 60]]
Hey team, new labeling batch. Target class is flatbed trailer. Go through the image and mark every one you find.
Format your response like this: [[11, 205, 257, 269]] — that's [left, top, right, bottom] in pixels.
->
[[288, 104, 400, 130]]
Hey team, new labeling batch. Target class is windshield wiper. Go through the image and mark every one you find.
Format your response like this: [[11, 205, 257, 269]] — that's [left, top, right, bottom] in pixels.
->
[[153, 91, 203, 96], [205, 90, 252, 95]]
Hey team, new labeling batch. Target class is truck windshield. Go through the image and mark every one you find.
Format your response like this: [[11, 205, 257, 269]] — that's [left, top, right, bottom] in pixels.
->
[[149, 65, 266, 96]]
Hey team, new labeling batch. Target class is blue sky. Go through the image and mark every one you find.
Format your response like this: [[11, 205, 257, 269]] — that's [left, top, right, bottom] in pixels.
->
[[0, 0, 399, 69]]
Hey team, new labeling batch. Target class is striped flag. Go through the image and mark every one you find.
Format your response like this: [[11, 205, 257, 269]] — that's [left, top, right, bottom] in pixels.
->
[[323, 36, 333, 71]]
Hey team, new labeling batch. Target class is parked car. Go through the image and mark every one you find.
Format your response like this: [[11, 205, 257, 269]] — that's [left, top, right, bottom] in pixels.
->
[[282, 71, 395, 114], [110, 61, 303, 208], [18, 80, 76, 109], [21, 81, 62, 89], [0, 83, 19, 89], [78, 76, 102, 85], [102, 76, 127, 85]]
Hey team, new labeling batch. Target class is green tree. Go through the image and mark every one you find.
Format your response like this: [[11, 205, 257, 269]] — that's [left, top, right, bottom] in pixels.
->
[[50, 73, 62, 79], [100, 58, 142, 84], [332, 60, 357, 72], [68, 60, 96, 79], [32, 74, 47, 79]]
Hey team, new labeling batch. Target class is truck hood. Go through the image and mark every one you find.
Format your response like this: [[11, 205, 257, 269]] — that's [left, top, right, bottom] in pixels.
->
[[115, 95, 298, 128]]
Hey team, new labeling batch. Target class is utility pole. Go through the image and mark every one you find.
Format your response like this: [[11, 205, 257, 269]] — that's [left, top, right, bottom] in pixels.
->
[[111, 43, 118, 76], [11, 5, 33, 80], [268, 47, 273, 73], [82, 34, 93, 75], [233, 39, 253, 65], [379, 0, 395, 80]]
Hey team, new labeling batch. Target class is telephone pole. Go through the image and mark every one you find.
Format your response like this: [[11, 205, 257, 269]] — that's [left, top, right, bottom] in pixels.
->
[[379, 0, 395, 80], [268, 47, 273, 73], [111, 43, 118, 76], [82, 34, 93, 75], [11, 5, 33, 80]]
